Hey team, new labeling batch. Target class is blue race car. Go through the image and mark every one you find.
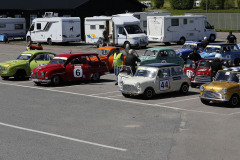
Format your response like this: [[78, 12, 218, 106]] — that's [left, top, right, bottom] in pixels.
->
[[200, 43, 240, 66], [175, 41, 203, 61]]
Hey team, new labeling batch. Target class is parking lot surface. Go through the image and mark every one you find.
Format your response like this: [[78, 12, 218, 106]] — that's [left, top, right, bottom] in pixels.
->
[[1, 33, 240, 160]]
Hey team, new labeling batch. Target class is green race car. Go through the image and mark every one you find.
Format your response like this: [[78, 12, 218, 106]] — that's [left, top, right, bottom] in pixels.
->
[[139, 47, 184, 67], [0, 50, 56, 80]]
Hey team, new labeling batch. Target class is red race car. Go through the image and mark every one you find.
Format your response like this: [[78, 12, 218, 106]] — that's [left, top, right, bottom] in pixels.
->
[[31, 53, 108, 86], [184, 59, 212, 87]]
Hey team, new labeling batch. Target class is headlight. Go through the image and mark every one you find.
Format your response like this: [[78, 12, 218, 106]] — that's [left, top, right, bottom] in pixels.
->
[[136, 82, 141, 89], [222, 88, 227, 95], [200, 85, 205, 92]]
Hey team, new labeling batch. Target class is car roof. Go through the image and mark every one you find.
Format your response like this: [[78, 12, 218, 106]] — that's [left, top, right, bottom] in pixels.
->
[[141, 63, 180, 68], [23, 50, 55, 55], [55, 53, 98, 58], [223, 67, 240, 72], [146, 47, 174, 51]]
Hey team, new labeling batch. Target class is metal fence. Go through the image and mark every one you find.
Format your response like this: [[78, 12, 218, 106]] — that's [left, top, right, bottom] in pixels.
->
[[186, 13, 240, 31]]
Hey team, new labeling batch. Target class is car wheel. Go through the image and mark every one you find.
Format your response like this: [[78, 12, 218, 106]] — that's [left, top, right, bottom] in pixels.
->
[[124, 42, 131, 50], [92, 73, 100, 81], [51, 75, 61, 86], [122, 93, 131, 98], [178, 37, 185, 45], [142, 88, 155, 99], [201, 99, 210, 105], [47, 38, 52, 45], [27, 36, 31, 43], [1, 76, 9, 80], [180, 83, 189, 94], [229, 95, 239, 107], [14, 70, 26, 80], [209, 34, 216, 42], [234, 58, 240, 66]]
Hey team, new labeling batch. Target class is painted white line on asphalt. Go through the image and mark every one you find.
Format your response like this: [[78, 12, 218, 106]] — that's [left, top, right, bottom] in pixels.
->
[[157, 97, 199, 105], [0, 122, 127, 151], [0, 82, 227, 116], [107, 94, 123, 98], [90, 91, 120, 96]]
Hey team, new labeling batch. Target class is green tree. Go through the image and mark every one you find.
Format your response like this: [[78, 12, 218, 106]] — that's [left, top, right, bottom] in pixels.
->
[[224, 0, 234, 9], [200, 0, 225, 9], [153, 0, 164, 8], [169, 0, 194, 9]]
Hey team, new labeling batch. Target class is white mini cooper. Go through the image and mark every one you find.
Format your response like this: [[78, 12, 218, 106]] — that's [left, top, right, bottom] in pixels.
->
[[118, 63, 190, 99]]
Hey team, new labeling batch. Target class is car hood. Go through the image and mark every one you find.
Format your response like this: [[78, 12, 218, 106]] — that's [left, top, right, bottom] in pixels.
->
[[200, 52, 216, 58], [122, 76, 154, 85], [204, 81, 239, 92], [34, 63, 64, 72], [196, 68, 210, 75], [175, 48, 192, 55], [139, 56, 155, 61], [0, 59, 27, 67]]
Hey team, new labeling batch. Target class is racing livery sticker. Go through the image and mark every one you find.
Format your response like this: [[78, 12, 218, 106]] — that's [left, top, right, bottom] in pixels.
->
[[74, 66, 83, 78], [160, 80, 170, 91]]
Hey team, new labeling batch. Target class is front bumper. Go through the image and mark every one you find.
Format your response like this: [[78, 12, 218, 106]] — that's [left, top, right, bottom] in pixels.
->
[[31, 78, 51, 84], [120, 90, 142, 95], [199, 96, 229, 102]]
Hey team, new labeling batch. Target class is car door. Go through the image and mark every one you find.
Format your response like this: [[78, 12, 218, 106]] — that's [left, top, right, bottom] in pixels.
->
[[87, 55, 101, 74], [116, 26, 127, 45], [171, 67, 184, 91], [157, 68, 173, 93], [30, 53, 49, 70]]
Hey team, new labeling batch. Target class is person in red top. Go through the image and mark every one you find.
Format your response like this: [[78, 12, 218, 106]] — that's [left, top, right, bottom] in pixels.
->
[[26, 42, 43, 50]]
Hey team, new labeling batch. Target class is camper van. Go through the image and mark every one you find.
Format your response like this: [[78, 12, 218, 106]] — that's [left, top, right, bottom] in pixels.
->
[[117, 11, 171, 33], [0, 18, 26, 39], [147, 15, 216, 45], [85, 16, 148, 49], [26, 14, 81, 45]]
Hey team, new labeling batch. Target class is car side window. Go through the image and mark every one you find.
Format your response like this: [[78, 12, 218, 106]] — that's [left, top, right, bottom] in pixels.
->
[[71, 58, 81, 64], [171, 67, 183, 76], [158, 68, 170, 78], [49, 54, 55, 60], [35, 54, 45, 61], [232, 45, 239, 52], [168, 50, 175, 57], [88, 55, 100, 62], [159, 51, 168, 57]]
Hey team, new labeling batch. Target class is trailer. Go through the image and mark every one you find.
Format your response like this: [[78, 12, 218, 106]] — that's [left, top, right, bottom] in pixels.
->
[[85, 15, 148, 49], [147, 15, 216, 45], [26, 14, 81, 45], [0, 18, 26, 40]]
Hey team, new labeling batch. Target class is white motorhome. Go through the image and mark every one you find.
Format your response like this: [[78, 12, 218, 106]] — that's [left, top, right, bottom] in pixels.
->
[[85, 16, 148, 49], [26, 14, 81, 44], [116, 11, 171, 33], [147, 15, 216, 45], [0, 18, 26, 39]]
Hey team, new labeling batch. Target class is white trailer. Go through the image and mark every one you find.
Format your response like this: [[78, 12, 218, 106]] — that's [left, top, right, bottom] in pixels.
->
[[147, 15, 216, 45], [0, 18, 26, 39], [85, 15, 148, 49], [26, 16, 81, 44], [117, 11, 171, 33]]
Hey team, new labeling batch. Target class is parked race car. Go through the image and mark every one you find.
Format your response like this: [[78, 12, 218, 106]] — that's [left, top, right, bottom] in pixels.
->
[[200, 43, 240, 66], [0, 50, 55, 80], [118, 63, 190, 99], [31, 53, 108, 86], [200, 67, 240, 107], [139, 47, 184, 67], [95, 46, 128, 71], [175, 41, 204, 61]]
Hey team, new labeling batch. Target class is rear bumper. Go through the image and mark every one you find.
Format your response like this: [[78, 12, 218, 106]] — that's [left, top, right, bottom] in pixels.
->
[[199, 96, 229, 102]]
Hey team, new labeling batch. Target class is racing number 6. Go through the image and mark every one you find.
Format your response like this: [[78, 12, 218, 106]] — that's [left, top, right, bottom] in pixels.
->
[[74, 67, 83, 78]]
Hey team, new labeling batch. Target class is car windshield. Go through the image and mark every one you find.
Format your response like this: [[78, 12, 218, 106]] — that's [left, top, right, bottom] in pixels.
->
[[215, 71, 240, 83], [124, 25, 143, 34], [135, 68, 157, 78], [50, 57, 68, 64], [17, 53, 32, 60], [185, 60, 196, 68], [198, 61, 212, 68], [182, 44, 197, 49], [204, 46, 221, 53], [143, 50, 157, 57], [95, 49, 109, 56]]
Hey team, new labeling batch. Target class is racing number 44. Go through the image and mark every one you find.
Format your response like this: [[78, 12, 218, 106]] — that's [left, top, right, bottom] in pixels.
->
[[160, 80, 170, 91]]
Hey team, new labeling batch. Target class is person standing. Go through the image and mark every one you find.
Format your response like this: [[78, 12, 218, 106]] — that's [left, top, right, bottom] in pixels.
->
[[113, 48, 124, 85], [188, 48, 202, 62], [226, 31, 237, 44], [209, 54, 223, 80], [102, 27, 109, 46], [125, 49, 141, 75]]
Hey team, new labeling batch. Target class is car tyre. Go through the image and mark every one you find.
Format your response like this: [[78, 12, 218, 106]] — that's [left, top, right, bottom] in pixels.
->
[[51, 75, 61, 86], [14, 70, 26, 80], [234, 58, 240, 66], [209, 34, 216, 42], [1, 76, 9, 80], [201, 99, 210, 105], [178, 37, 185, 45], [122, 93, 131, 98], [47, 38, 52, 45], [124, 42, 131, 50], [229, 94, 239, 107], [180, 83, 189, 94], [142, 88, 155, 99], [91, 73, 100, 81]]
